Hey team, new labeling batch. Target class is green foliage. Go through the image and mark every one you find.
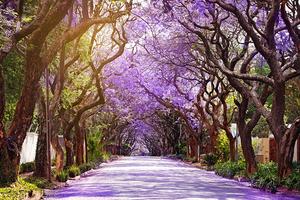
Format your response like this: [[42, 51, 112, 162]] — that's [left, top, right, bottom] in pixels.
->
[[79, 162, 95, 174], [101, 152, 111, 162], [2, 51, 24, 125], [216, 131, 230, 161], [283, 162, 300, 191], [203, 153, 218, 167], [0, 178, 40, 200], [176, 142, 187, 155], [19, 162, 35, 173], [283, 172, 300, 191], [56, 170, 69, 182], [252, 118, 269, 138], [68, 165, 81, 178], [24, 177, 53, 189], [215, 160, 246, 179], [250, 162, 279, 193], [285, 80, 300, 124], [87, 128, 104, 162]]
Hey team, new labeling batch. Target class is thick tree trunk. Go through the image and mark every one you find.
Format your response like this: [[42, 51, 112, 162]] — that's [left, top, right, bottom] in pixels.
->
[[66, 144, 74, 167], [65, 133, 74, 167], [224, 127, 236, 162], [0, 142, 19, 186], [51, 135, 64, 172], [229, 137, 236, 162], [277, 118, 300, 179], [208, 128, 218, 154], [239, 129, 257, 174], [34, 127, 50, 179], [236, 98, 257, 175], [34, 92, 51, 179], [75, 123, 84, 165]]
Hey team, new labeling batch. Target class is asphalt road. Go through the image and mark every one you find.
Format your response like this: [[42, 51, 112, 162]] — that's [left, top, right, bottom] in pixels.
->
[[45, 156, 300, 200]]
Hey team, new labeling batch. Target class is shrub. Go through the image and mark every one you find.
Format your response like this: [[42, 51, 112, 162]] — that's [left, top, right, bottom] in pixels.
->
[[216, 131, 230, 161], [215, 160, 246, 178], [79, 162, 94, 174], [283, 163, 300, 191], [101, 152, 111, 162], [25, 177, 53, 189], [68, 165, 81, 178], [56, 170, 69, 182], [283, 171, 300, 191], [203, 153, 218, 167], [250, 162, 278, 193], [20, 162, 35, 173], [0, 178, 40, 200]]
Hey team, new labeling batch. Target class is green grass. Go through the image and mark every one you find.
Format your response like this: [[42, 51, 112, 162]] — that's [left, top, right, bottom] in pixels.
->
[[0, 178, 41, 200]]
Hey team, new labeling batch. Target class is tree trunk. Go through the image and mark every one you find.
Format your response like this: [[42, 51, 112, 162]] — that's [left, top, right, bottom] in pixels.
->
[[236, 98, 258, 175], [278, 118, 300, 179], [34, 92, 51, 179], [239, 129, 257, 174], [0, 142, 19, 186], [223, 127, 236, 162], [65, 133, 74, 167], [208, 128, 218, 154], [51, 135, 64, 172], [66, 144, 74, 167], [34, 127, 50, 179], [229, 137, 236, 162], [75, 123, 84, 165]]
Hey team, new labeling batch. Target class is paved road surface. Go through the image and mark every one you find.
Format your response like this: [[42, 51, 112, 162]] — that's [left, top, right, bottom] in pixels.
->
[[45, 156, 300, 200]]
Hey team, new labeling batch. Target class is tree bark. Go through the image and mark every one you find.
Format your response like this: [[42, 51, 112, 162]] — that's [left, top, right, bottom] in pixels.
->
[[236, 98, 258, 175], [51, 135, 64, 172], [75, 122, 84, 165], [65, 132, 74, 167], [278, 118, 300, 178], [0, 142, 19, 186], [34, 91, 51, 179], [208, 127, 218, 154], [229, 137, 236, 162]]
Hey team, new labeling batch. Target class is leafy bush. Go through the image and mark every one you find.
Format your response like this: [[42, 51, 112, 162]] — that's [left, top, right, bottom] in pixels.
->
[[283, 171, 300, 191], [87, 128, 104, 162], [216, 131, 230, 161], [203, 153, 218, 167], [283, 162, 300, 191], [79, 162, 94, 173], [56, 170, 69, 182], [0, 178, 40, 200], [101, 152, 111, 162], [250, 162, 279, 193], [68, 165, 81, 178], [215, 160, 246, 178], [20, 162, 35, 173], [25, 177, 53, 189]]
